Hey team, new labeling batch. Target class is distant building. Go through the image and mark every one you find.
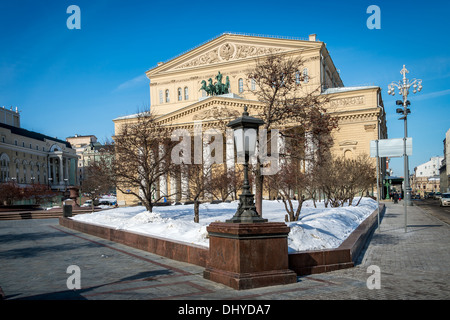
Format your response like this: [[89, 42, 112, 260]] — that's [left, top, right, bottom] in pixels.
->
[[66, 135, 113, 188], [0, 106, 20, 127], [439, 128, 450, 193], [412, 156, 444, 197], [0, 107, 78, 190]]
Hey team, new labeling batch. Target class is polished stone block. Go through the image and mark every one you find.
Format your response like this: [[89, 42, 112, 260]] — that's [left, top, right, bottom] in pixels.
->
[[203, 222, 297, 290]]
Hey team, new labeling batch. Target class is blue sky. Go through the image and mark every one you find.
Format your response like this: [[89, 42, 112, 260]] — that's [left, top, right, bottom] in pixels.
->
[[1, 0, 449, 176]]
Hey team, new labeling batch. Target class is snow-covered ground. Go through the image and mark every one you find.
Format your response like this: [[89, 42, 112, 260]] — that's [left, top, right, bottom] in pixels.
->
[[71, 198, 378, 253]]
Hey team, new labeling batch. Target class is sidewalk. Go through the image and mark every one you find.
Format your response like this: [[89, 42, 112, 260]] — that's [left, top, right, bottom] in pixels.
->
[[0, 201, 449, 300]]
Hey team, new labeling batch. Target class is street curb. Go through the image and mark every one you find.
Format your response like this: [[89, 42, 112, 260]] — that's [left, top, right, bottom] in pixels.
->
[[59, 204, 384, 277], [288, 204, 385, 275]]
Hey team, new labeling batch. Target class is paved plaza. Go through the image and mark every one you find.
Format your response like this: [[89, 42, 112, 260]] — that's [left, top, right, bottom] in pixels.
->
[[0, 201, 449, 301]]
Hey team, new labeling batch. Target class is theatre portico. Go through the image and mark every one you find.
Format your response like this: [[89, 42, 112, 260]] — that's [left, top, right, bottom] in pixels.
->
[[113, 32, 387, 206]]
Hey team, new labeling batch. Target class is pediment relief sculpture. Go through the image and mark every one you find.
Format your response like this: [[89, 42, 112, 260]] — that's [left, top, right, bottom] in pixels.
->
[[175, 43, 287, 70], [192, 105, 240, 121]]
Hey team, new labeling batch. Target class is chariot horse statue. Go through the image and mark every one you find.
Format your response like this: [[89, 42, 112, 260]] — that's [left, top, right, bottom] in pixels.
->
[[199, 72, 230, 96]]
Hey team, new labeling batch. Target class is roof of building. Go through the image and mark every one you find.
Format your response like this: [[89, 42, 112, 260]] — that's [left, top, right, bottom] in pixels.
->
[[0, 122, 71, 148], [322, 86, 380, 94]]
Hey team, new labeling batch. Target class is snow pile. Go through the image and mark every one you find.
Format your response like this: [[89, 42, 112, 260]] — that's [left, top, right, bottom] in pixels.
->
[[72, 198, 377, 252]]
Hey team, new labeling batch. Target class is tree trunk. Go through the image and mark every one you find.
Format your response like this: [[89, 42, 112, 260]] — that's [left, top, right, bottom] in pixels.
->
[[194, 199, 199, 223]]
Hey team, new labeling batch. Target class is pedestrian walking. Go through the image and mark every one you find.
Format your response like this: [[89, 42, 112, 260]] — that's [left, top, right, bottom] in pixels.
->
[[393, 192, 399, 204]]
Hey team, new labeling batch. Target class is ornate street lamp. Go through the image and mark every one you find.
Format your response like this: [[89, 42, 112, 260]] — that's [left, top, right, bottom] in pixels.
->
[[388, 65, 422, 231], [226, 106, 267, 223]]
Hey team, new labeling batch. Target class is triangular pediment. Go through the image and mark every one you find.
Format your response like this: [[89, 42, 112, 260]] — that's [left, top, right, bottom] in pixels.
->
[[147, 33, 322, 76], [154, 95, 263, 128]]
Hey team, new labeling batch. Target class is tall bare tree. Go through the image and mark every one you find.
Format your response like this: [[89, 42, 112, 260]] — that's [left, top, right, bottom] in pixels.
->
[[112, 110, 176, 212], [264, 160, 306, 222], [179, 162, 212, 223], [81, 155, 115, 209], [247, 53, 337, 216]]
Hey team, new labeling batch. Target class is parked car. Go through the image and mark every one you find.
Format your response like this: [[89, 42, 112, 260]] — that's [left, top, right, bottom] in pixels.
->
[[433, 192, 442, 200], [81, 200, 93, 207], [427, 192, 435, 199], [440, 193, 450, 207]]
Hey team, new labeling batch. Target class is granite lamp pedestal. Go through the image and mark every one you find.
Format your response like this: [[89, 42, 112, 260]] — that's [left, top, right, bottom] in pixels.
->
[[203, 222, 297, 290]]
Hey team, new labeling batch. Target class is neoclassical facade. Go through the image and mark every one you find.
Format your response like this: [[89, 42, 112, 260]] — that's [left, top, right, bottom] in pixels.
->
[[113, 33, 387, 206], [0, 107, 78, 190]]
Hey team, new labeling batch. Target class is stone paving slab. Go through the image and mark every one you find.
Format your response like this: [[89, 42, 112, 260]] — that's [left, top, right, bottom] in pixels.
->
[[0, 201, 449, 301]]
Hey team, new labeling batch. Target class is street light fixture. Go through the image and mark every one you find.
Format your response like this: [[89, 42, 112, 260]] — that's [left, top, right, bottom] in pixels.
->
[[388, 65, 422, 231], [226, 106, 267, 223]]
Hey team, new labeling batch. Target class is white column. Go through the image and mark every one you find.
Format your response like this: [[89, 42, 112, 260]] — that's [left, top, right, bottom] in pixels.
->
[[65, 157, 69, 183], [203, 133, 212, 200], [159, 175, 168, 199], [52, 158, 56, 185], [47, 158, 51, 184], [58, 155, 64, 185], [181, 169, 189, 200], [169, 173, 177, 201], [305, 132, 315, 173], [226, 129, 235, 171], [158, 143, 168, 200]]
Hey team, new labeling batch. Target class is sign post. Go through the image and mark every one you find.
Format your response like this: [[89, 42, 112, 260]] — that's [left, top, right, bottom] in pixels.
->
[[370, 138, 412, 232]]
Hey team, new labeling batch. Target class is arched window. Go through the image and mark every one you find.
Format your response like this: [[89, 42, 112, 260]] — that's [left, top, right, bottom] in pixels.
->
[[251, 78, 256, 91], [30, 162, 34, 183], [184, 87, 189, 100], [0, 153, 10, 182], [295, 71, 301, 84], [177, 88, 182, 101], [238, 78, 243, 93], [159, 90, 163, 104], [165, 89, 170, 103], [22, 161, 27, 183], [37, 163, 41, 183]]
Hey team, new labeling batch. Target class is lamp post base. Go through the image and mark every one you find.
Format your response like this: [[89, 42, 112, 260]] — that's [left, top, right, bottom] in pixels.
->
[[226, 192, 267, 223], [204, 222, 297, 290], [226, 210, 268, 223]]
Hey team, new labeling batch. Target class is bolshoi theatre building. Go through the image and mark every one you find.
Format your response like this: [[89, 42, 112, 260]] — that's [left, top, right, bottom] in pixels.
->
[[113, 33, 388, 206]]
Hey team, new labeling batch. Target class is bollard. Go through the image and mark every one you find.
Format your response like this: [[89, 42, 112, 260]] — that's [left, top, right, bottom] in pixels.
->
[[63, 204, 72, 217]]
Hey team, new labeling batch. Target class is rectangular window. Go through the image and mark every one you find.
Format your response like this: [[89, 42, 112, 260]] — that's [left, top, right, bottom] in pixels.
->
[[303, 68, 309, 83]]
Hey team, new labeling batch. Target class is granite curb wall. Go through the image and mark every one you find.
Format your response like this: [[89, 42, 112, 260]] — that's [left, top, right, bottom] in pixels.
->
[[288, 204, 385, 275], [59, 204, 384, 276]]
